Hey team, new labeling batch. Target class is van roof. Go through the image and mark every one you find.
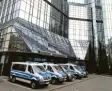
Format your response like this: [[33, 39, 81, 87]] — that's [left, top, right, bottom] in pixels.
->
[[41, 63, 58, 66], [12, 62, 43, 66], [63, 63, 74, 66]]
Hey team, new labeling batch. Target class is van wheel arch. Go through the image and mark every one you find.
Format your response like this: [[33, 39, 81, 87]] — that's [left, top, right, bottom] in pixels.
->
[[31, 79, 39, 89], [51, 77, 57, 84], [10, 76, 16, 83]]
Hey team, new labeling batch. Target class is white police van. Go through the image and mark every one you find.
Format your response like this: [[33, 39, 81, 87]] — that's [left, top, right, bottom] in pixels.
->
[[58, 64, 74, 81], [9, 62, 51, 89], [74, 65, 88, 77], [42, 63, 67, 84], [63, 63, 84, 79]]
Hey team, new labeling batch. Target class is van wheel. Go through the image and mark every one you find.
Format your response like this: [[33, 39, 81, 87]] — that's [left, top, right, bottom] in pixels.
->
[[31, 81, 37, 89], [51, 78, 57, 84], [69, 77, 74, 81], [11, 76, 16, 83]]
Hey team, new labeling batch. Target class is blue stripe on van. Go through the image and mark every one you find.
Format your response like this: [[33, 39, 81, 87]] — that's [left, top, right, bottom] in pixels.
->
[[10, 70, 39, 80]]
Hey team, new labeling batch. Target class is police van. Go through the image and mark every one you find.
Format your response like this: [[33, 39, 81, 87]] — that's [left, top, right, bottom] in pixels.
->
[[9, 62, 51, 89], [74, 65, 88, 77], [63, 63, 84, 79], [41, 63, 67, 84], [58, 64, 74, 81]]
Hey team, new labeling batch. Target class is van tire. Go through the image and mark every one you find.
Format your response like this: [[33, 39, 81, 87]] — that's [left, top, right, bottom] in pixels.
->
[[51, 78, 57, 84], [69, 77, 74, 81], [31, 81, 37, 89], [11, 76, 16, 83]]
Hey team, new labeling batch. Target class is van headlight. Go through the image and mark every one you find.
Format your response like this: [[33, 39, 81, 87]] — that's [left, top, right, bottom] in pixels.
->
[[75, 72, 78, 74], [59, 75, 63, 78], [83, 72, 86, 74], [62, 75, 67, 78], [68, 74, 72, 77]]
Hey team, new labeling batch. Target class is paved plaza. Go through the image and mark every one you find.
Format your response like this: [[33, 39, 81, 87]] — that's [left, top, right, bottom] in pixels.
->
[[0, 75, 112, 91]]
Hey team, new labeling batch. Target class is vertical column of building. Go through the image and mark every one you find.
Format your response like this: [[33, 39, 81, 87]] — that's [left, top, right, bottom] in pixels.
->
[[0, 0, 13, 75], [0, 0, 5, 23], [91, 0, 98, 62], [101, 0, 112, 73], [101, 0, 112, 54], [0, 0, 5, 75]]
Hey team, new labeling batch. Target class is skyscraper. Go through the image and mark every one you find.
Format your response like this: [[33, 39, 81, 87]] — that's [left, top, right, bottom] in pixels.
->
[[0, 0, 111, 75], [0, 0, 74, 75]]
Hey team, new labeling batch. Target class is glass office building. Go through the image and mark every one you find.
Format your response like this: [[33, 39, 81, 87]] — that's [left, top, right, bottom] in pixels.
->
[[0, 0, 75, 75], [68, 0, 91, 60], [68, 0, 103, 61], [0, 0, 111, 75], [0, 0, 74, 57], [67, 0, 110, 73], [101, 0, 112, 70], [68, 0, 105, 73]]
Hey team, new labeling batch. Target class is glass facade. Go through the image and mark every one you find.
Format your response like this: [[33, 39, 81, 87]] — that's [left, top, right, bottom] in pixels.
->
[[0, 0, 68, 37], [67, 0, 109, 73], [102, 0, 112, 64], [0, 0, 112, 74], [68, 0, 104, 61], [0, 0, 104, 60], [0, 0, 75, 59], [68, 0, 91, 59]]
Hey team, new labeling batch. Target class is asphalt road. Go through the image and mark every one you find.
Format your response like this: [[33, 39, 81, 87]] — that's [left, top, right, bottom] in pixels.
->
[[53, 76, 112, 91], [0, 75, 112, 91]]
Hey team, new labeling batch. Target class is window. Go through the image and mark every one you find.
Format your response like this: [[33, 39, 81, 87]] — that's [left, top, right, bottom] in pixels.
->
[[70, 66, 74, 70], [33, 66, 46, 72], [28, 66, 34, 74], [54, 66, 63, 72], [48, 66, 53, 72], [12, 64, 26, 72], [43, 65, 46, 68], [12, 64, 19, 70]]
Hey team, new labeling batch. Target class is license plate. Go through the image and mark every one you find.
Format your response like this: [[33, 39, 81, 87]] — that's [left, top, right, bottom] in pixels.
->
[[46, 82, 49, 84], [59, 78, 63, 81], [64, 79, 66, 81]]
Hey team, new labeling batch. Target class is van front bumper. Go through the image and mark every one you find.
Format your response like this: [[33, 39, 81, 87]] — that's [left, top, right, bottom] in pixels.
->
[[58, 77, 65, 82], [39, 81, 49, 85]]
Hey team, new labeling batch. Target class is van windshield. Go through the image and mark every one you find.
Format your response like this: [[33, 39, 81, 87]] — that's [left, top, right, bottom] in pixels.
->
[[34, 66, 46, 72], [54, 66, 63, 72], [62, 65, 68, 71], [74, 65, 81, 70]]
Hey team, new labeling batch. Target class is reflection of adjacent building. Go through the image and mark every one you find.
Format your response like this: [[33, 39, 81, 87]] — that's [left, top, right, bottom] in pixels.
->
[[68, 0, 103, 61]]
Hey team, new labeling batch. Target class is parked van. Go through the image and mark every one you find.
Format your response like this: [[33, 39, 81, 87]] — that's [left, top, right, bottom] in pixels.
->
[[9, 62, 51, 89], [42, 63, 67, 84], [74, 65, 88, 77], [58, 64, 74, 81], [63, 63, 84, 79]]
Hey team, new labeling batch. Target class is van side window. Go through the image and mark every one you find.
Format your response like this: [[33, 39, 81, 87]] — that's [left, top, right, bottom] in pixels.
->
[[43, 65, 46, 68], [12, 64, 26, 72], [28, 66, 34, 74], [48, 66, 53, 72], [12, 64, 19, 70], [70, 66, 74, 70]]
